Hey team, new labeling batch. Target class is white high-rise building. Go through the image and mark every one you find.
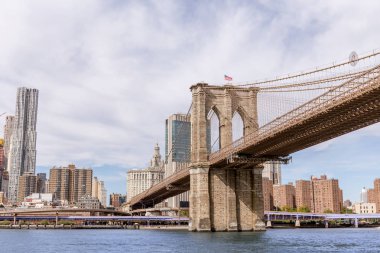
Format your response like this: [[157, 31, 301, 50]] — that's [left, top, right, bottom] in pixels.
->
[[7, 87, 39, 203], [92, 177, 107, 208], [262, 162, 282, 185], [361, 187, 368, 203]]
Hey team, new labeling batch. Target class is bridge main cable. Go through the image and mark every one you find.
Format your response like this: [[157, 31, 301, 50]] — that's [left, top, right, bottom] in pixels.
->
[[237, 50, 380, 88]]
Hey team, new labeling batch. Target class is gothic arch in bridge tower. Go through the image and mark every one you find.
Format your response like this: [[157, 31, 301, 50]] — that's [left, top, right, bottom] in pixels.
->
[[232, 109, 244, 141], [191, 84, 260, 160], [207, 106, 221, 152], [190, 83, 264, 232]]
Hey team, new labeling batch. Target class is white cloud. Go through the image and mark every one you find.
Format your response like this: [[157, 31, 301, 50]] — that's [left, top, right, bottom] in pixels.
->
[[0, 1, 380, 198]]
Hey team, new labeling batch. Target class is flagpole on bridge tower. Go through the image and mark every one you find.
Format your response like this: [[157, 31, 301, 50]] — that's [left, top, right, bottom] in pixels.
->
[[224, 74, 233, 84]]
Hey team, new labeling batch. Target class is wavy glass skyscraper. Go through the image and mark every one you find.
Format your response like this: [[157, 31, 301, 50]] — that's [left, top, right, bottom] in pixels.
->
[[7, 87, 39, 203]]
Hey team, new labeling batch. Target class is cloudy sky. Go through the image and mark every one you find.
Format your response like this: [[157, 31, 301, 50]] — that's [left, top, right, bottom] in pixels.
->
[[0, 0, 379, 202]]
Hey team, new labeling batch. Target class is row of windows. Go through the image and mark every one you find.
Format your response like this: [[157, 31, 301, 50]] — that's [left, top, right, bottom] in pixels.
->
[[359, 206, 375, 209], [130, 173, 163, 180]]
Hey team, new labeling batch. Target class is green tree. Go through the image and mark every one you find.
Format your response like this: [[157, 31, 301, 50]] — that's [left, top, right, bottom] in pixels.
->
[[340, 207, 353, 214], [297, 206, 311, 213], [39, 220, 50, 225], [179, 210, 189, 217], [0, 220, 10, 225], [58, 221, 75, 225], [324, 209, 333, 213], [282, 206, 296, 212]]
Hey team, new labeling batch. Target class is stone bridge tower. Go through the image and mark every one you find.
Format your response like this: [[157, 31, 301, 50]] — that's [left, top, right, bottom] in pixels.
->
[[189, 83, 265, 232]]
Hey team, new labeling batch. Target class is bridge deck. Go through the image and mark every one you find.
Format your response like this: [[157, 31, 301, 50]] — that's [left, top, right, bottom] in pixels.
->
[[0, 208, 129, 216], [128, 168, 190, 209]]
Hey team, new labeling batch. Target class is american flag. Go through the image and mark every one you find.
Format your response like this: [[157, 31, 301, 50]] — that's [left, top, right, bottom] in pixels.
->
[[224, 75, 232, 81]]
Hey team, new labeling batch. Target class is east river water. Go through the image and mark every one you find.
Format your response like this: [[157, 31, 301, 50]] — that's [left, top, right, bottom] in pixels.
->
[[0, 228, 379, 252]]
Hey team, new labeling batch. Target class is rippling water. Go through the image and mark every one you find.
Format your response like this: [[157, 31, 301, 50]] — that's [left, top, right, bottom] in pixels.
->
[[0, 228, 379, 252]]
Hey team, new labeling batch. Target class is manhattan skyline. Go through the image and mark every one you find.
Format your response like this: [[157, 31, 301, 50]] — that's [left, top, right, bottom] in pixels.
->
[[0, 1, 380, 202]]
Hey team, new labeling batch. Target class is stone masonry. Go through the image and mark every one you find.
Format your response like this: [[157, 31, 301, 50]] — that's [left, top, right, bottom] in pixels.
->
[[189, 83, 265, 232]]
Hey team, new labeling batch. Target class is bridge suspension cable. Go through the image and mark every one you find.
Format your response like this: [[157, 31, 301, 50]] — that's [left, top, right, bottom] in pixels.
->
[[257, 70, 366, 91], [238, 50, 380, 88], [252, 50, 380, 126], [260, 85, 340, 93]]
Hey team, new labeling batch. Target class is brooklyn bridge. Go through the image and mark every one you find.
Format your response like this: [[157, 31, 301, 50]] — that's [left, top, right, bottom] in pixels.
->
[[128, 51, 380, 232]]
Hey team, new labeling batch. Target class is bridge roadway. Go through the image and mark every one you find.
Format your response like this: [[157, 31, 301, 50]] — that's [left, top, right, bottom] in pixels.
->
[[129, 64, 380, 210], [0, 208, 189, 224], [0, 215, 189, 223], [265, 211, 380, 220], [0, 208, 129, 216], [128, 167, 191, 209]]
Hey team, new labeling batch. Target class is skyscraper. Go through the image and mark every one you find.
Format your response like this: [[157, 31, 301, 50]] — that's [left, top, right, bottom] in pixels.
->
[[295, 180, 312, 211], [361, 187, 368, 203], [2, 116, 14, 197], [0, 139, 4, 191], [367, 188, 376, 203], [366, 179, 380, 213], [49, 164, 92, 204], [273, 183, 296, 210], [17, 172, 37, 202], [3, 115, 15, 171], [92, 176, 107, 208], [0, 139, 4, 170], [374, 178, 380, 213], [37, 173, 47, 193], [1, 171, 9, 194], [165, 114, 191, 176], [262, 162, 281, 185], [262, 177, 273, 211], [110, 193, 121, 208], [8, 88, 39, 203], [164, 114, 190, 208], [311, 175, 342, 213]]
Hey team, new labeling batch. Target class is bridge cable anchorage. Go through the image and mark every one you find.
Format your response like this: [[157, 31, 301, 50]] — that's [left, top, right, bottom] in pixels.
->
[[165, 102, 192, 164]]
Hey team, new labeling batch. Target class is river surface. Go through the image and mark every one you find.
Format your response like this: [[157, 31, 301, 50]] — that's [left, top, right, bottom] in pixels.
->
[[0, 228, 379, 252]]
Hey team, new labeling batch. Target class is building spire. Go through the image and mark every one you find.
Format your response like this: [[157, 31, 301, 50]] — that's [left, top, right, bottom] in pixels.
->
[[150, 143, 162, 168]]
